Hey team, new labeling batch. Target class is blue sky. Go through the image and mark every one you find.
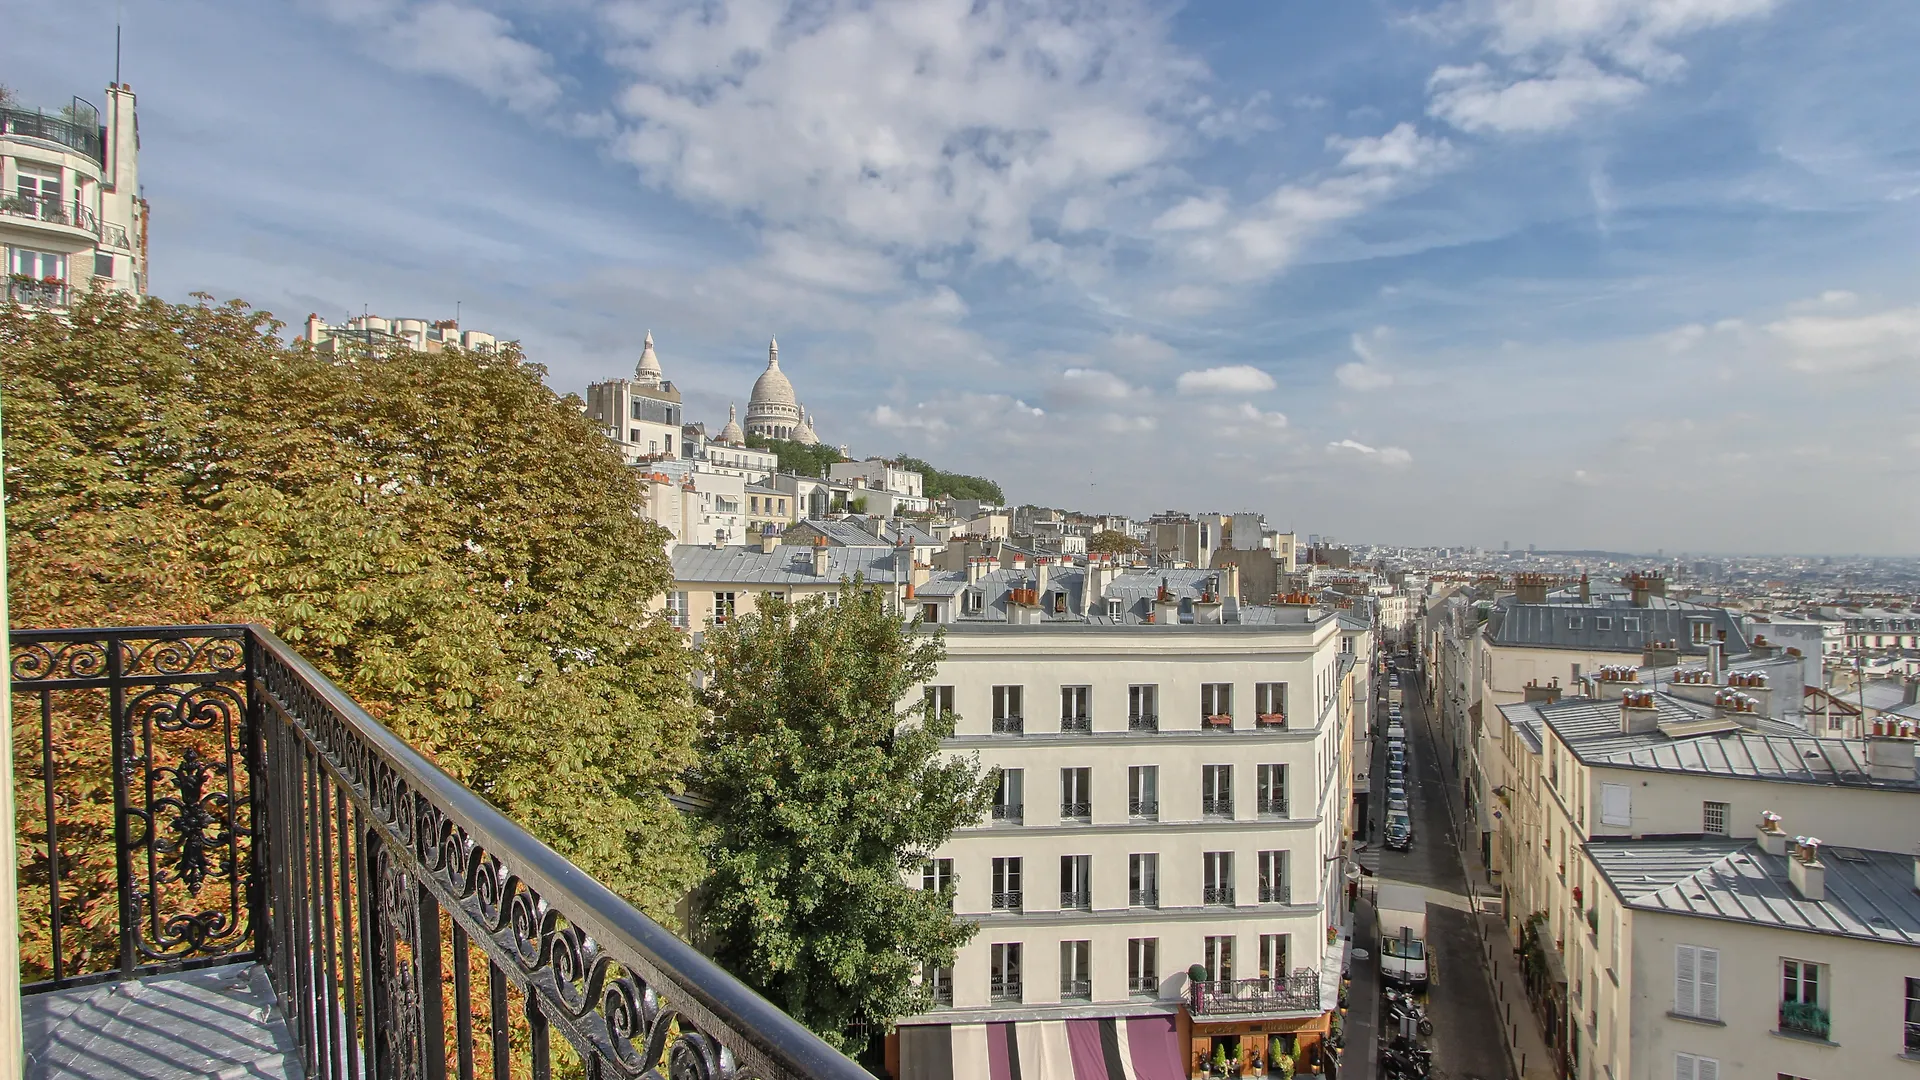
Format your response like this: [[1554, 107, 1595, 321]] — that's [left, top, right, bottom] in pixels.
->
[[10, 0, 1919, 553]]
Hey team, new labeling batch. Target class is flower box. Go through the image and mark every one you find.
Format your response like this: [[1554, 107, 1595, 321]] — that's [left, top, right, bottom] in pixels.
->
[[1257, 713, 1286, 726], [1204, 713, 1233, 726]]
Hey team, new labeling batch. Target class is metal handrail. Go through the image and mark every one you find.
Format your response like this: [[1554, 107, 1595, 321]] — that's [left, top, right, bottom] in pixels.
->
[[0, 105, 107, 164], [991, 803, 1024, 823], [1059, 713, 1091, 733], [1128, 888, 1159, 908], [1128, 797, 1158, 818], [5, 280, 71, 308], [1201, 796, 1234, 818], [1190, 970, 1321, 1016], [1202, 886, 1235, 906], [1127, 713, 1158, 732], [1060, 800, 1090, 820], [991, 714, 1024, 735], [1059, 889, 1091, 910], [990, 890, 1023, 911], [11, 626, 872, 1080]]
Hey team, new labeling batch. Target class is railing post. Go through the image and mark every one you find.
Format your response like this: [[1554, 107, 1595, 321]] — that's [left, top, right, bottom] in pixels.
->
[[108, 632, 137, 977], [246, 632, 272, 972], [0, 431, 22, 1075]]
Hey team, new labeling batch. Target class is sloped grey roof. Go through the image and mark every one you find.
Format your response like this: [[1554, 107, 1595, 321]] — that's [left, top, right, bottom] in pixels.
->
[[1585, 732, 1920, 789], [671, 544, 904, 584], [1532, 694, 1805, 759], [1588, 840, 1920, 946], [788, 518, 888, 546], [1487, 599, 1748, 654]]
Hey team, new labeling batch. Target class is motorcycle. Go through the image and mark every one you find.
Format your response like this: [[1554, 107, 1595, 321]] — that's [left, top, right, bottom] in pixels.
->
[[1384, 991, 1435, 1037]]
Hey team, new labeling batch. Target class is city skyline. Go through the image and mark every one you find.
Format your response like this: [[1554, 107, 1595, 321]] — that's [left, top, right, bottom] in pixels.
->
[[6, 0, 1918, 553]]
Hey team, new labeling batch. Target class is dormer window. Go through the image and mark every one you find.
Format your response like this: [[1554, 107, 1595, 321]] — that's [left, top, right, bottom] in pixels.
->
[[1594, 617, 1612, 631], [1052, 591, 1067, 614], [962, 590, 984, 615], [1568, 617, 1584, 630], [1107, 598, 1124, 619]]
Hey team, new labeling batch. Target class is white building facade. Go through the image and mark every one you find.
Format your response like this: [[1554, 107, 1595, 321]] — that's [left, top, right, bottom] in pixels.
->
[[2, 84, 145, 310]]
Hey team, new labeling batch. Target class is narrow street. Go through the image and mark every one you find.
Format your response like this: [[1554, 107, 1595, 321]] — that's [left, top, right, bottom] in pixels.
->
[[1367, 658, 1510, 1080]]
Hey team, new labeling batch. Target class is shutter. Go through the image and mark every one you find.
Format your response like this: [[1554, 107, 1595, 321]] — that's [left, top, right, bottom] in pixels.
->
[[1601, 783, 1631, 827], [1674, 1054, 1694, 1080], [1697, 1057, 1718, 1080], [1697, 948, 1719, 1020], [1675, 946, 1696, 1015]]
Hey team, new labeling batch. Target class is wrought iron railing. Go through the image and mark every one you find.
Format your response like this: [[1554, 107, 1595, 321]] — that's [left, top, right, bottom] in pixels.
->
[[6, 279, 70, 308], [1190, 971, 1322, 1017], [1128, 888, 1158, 908], [922, 966, 953, 1007], [1127, 713, 1157, 732], [991, 802, 1023, 824], [1201, 796, 1234, 818], [989, 975, 1021, 1002], [1060, 713, 1090, 733], [1202, 886, 1235, 906], [1258, 884, 1291, 904], [1128, 797, 1157, 818], [1060, 978, 1091, 1001], [10, 625, 872, 1080], [1059, 890, 1090, 910], [1060, 801, 1090, 820], [0, 192, 98, 233], [1257, 797, 1288, 819], [990, 890, 1023, 912], [991, 715, 1023, 735], [1906, 1018, 1920, 1054], [0, 105, 107, 164]]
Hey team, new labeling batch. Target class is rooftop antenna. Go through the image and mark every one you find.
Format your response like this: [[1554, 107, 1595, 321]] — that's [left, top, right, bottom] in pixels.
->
[[115, 1, 124, 85]]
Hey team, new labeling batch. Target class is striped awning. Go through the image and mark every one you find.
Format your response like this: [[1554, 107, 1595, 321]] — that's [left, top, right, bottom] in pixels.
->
[[900, 1017, 1184, 1080]]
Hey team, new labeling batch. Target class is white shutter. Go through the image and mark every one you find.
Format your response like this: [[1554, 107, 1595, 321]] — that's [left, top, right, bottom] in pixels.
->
[[1674, 1054, 1694, 1080], [1697, 948, 1719, 1020], [1601, 783, 1631, 827], [1675, 946, 1697, 1015], [1697, 1057, 1719, 1080]]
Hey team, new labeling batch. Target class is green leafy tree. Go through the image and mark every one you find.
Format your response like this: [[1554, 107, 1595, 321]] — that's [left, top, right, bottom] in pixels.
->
[[1088, 529, 1139, 555], [696, 586, 996, 1049], [892, 454, 1004, 504], [3, 291, 704, 985], [747, 433, 846, 478]]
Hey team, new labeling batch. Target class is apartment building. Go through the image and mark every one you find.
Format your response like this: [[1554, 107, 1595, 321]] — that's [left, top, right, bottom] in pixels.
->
[[1497, 679, 1920, 1080], [892, 565, 1358, 1080], [302, 313, 499, 356], [2, 83, 145, 309], [664, 539, 910, 630]]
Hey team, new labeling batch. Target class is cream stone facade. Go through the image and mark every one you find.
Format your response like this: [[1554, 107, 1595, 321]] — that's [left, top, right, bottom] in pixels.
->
[[2, 84, 146, 309]]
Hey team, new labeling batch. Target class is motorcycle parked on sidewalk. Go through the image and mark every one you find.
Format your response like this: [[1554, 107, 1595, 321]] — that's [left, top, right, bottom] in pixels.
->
[[1384, 989, 1435, 1036]]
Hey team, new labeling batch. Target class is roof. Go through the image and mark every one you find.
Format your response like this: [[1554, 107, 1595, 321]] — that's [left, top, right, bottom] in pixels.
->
[[788, 518, 888, 546], [671, 544, 904, 585], [1487, 599, 1747, 655], [1588, 839, 1920, 947]]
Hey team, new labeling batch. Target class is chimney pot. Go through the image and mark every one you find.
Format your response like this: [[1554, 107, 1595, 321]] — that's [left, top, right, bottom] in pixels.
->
[[1757, 811, 1787, 855]]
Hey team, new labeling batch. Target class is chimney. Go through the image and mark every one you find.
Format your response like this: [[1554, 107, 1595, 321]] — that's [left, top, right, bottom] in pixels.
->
[[1224, 561, 1241, 603], [1595, 665, 1640, 702], [1906, 677, 1920, 707], [1524, 678, 1562, 705], [967, 557, 987, 585], [1867, 733, 1918, 781], [1707, 640, 1725, 683], [811, 536, 831, 577], [1642, 640, 1680, 669], [1035, 557, 1051, 602], [760, 531, 780, 555], [1627, 574, 1651, 608], [306, 312, 324, 342], [1579, 573, 1590, 604], [1750, 634, 1778, 659], [1913, 848, 1920, 894], [1787, 837, 1826, 902], [1514, 573, 1548, 605], [1619, 688, 1660, 733], [1756, 811, 1787, 855]]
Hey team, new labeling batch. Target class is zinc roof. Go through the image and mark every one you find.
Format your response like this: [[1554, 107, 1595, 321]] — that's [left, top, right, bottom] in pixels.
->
[[670, 544, 905, 584]]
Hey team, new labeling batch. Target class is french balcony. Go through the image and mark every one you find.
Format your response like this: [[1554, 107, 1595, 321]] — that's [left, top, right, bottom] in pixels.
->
[[1201, 886, 1235, 907], [991, 802, 1024, 824], [991, 714, 1024, 735], [6, 277, 71, 309], [1059, 889, 1091, 911], [1201, 796, 1234, 820], [1257, 798, 1289, 820], [1128, 888, 1159, 909], [1060, 800, 1091, 822], [11, 625, 871, 1080], [990, 890, 1023, 912], [1258, 884, 1292, 905], [989, 975, 1022, 1003], [1060, 978, 1091, 1002], [1059, 713, 1091, 734], [1189, 971, 1323, 1018], [1128, 797, 1158, 820], [1127, 713, 1158, 733], [0, 193, 103, 251]]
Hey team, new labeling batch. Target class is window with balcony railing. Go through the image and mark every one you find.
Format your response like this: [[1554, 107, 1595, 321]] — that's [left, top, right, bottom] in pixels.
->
[[1061, 940, 1091, 1001], [1061, 685, 1091, 732], [1258, 851, 1290, 904], [992, 857, 1023, 912], [993, 768, 1024, 824], [1201, 683, 1233, 729], [1060, 854, 1091, 910], [1257, 763, 1288, 818], [1129, 853, 1158, 909], [1129, 684, 1158, 731], [1779, 959, 1829, 1039], [1203, 851, 1234, 906], [992, 684, 1024, 734], [1129, 938, 1159, 996], [1128, 764, 1157, 820], [1202, 764, 1233, 819], [990, 943, 1023, 1002], [1061, 767, 1091, 821], [923, 964, 954, 1006]]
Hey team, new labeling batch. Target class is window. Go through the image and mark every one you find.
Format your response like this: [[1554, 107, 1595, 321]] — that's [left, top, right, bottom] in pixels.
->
[[712, 592, 735, 625], [1674, 1053, 1719, 1080], [1128, 684, 1158, 731], [1203, 935, 1234, 988], [1674, 945, 1719, 1021], [1691, 619, 1713, 644], [962, 590, 984, 615], [1624, 617, 1641, 631], [1128, 938, 1159, 995], [1060, 941, 1091, 1000], [1258, 934, 1290, 985], [1060, 855, 1092, 910], [921, 858, 953, 894], [1600, 784, 1631, 827], [922, 685, 953, 722], [1905, 977, 1920, 1054], [1107, 598, 1124, 619], [1568, 617, 1584, 630], [1129, 853, 1159, 908], [990, 858, 1023, 911], [93, 252, 114, 278], [989, 943, 1022, 1001], [1061, 768, 1091, 821], [750, 496, 760, 513], [8, 249, 66, 280], [1201, 683, 1233, 722], [992, 770, 1024, 824], [992, 685, 1023, 734], [1203, 851, 1234, 905], [1779, 959, 1826, 1038], [921, 962, 954, 1005], [1595, 617, 1613, 631], [1060, 686, 1091, 732], [1257, 764, 1288, 818], [1128, 766, 1158, 819], [1202, 765, 1234, 818], [1702, 801, 1728, 836], [1258, 851, 1290, 904], [1252, 682, 1288, 725], [664, 591, 689, 629]]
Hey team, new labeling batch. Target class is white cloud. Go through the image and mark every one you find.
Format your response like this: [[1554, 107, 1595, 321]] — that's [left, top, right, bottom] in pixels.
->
[[1764, 305, 1920, 374], [1177, 365, 1277, 395], [315, 1, 562, 114], [1336, 362, 1396, 391], [758, 231, 901, 293], [1418, 0, 1780, 135], [1049, 367, 1140, 407], [1153, 195, 1230, 232], [872, 393, 1045, 439], [1327, 438, 1413, 467]]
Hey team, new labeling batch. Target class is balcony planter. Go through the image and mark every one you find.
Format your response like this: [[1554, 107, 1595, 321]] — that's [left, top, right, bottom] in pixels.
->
[[1204, 713, 1233, 726], [1779, 1002, 1831, 1039], [1257, 713, 1286, 726]]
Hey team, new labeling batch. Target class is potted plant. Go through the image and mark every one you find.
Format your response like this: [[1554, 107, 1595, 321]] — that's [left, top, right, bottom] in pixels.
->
[[1270, 1048, 1295, 1080], [1206, 713, 1233, 726], [1211, 1044, 1228, 1077]]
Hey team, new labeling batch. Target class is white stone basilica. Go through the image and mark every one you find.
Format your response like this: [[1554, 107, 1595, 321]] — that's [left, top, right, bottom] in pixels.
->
[[740, 338, 820, 446]]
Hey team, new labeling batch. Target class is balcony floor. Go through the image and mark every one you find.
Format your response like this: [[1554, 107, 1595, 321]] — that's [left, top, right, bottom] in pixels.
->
[[24, 963, 303, 1080]]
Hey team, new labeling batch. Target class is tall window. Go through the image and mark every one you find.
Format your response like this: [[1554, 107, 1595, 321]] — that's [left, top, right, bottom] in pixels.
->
[[1258, 934, 1290, 986], [1674, 945, 1719, 1021], [921, 858, 953, 895], [1128, 938, 1159, 996], [1702, 801, 1728, 836], [1128, 765, 1158, 819], [1060, 686, 1091, 732], [712, 592, 736, 625], [1129, 684, 1158, 730], [1129, 853, 1159, 908], [923, 685, 954, 722], [921, 962, 953, 1006], [1060, 941, 1092, 1000], [992, 770, 1024, 824], [1203, 935, 1234, 989], [1255, 682, 1287, 723], [1061, 767, 1092, 820], [1674, 1053, 1719, 1080], [992, 685, 1023, 734], [1257, 764, 1288, 818], [1201, 683, 1233, 722], [989, 943, 1022, 1002], [1905, 978, 1920, 1054], [1779, 959, 1825, 1037], [664, 591, 689, 629], [1060, 855, 1092, 910], [1203, 851, 1234, 906], [962, 589, 984, 615], [1202, 765, 1234, 818], [990, 858, 1023, 911], [1258, 850, 1290, 904]]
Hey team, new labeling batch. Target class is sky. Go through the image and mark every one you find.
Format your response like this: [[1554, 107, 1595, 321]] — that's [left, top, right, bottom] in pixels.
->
[[8, 0, 1920, 554]]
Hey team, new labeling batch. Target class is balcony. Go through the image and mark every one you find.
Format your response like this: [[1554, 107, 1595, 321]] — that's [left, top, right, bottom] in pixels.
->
[[991, 802, 1024, 824], [1128, 797, 1158, 819], [6, 277, 71, 309], [992, 714, 1024, 735], [1060, 713, 1091, 734], [991, 890, 1024, 912], [1060, 890, 1091, 911], [1202, 886, 1235, 906], [1129, 888, 1159, 909], [1255, 713, 1286, 730], [11, 625, 870, 1080], [1202, 714, 1234, 732], [1189, 970, 1323, 1018], [1060, 800, 1091, 822], [1201, 796, 1234, 819], [1258, 884, 1291, 904], [1128, 713, 1158, 733], [926, 969, 953, 1007], [1778, 1002, 1831, 1040], [990, 975, 1022, 1003], [1257, 798, 1288, 820], [1060, 978, 1091, 1002], [1, 105, 107, 164]]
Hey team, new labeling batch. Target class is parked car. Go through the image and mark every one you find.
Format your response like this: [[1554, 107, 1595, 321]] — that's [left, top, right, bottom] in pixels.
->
[[1385, 810, 1414, 850]]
